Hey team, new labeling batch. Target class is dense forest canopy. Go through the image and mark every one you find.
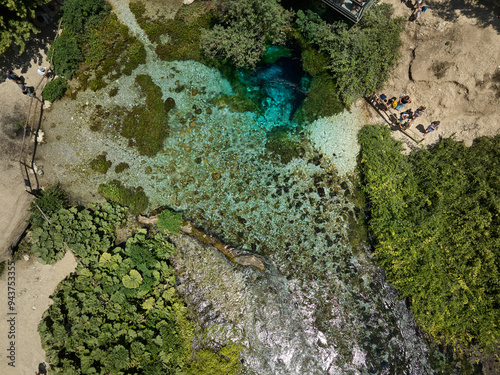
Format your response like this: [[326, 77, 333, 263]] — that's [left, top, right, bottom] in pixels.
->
[[0, 0, 43, 54], [359, 125, 500, 351]]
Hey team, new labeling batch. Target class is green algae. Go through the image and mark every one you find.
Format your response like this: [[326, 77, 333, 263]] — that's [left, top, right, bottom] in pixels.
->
[[118, 74, 172, 157], [130, 1, 215, 63], [90, 152, 112, 174], [114, 162, 129, 173], [77, 13, 146, 92], [98, 180, 149, 215]]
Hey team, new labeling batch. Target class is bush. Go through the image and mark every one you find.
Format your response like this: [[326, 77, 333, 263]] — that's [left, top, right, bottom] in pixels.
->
[[293, 75, 343, 122], [29, 184, 67, 228], [200, 0, 293, 69], [296, 5, 404, 103], [47, 32, 83, 79], [61, 0, 110, 33], [42, 77, 68, 102], [30, 203, 126, 264], [98, 180, 149, 215], [157, 209, 184, 235], [37, 224, 193, 373], [359, 126, 500, 351]]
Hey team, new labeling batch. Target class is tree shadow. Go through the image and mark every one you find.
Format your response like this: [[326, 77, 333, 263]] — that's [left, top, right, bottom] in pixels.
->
[[428, 0, 500, 33], [0, 17, 60, 82]]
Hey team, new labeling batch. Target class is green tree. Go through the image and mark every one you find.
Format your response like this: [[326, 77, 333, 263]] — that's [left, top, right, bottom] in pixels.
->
[[0, 0, 42, 54], [201, 0, 293, 68], [61, 0, 110, 33], [296, 5, 404, 104], [359, 125, 500, 352]]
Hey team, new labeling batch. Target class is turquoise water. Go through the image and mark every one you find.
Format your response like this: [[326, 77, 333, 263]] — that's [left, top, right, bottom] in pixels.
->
[[46, 2, 435, 373]]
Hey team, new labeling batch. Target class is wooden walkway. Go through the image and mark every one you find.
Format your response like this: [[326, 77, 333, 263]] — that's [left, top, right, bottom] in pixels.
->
[[18, 20, 61, 195]]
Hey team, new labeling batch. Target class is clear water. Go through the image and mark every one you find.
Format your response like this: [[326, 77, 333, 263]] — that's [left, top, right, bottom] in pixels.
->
[[44, 2, 437, 373], [241, 46, 309, 128]]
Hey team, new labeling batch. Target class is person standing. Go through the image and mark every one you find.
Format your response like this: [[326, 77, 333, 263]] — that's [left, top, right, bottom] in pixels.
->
[[423, 121, 440, 135], [395, 95, 412, 110], [5, 69, 36, 98], [413, 106, 426, 119]]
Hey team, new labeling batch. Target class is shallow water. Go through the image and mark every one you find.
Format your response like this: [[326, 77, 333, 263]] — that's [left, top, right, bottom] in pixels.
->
[[40, 1, 437, 373]]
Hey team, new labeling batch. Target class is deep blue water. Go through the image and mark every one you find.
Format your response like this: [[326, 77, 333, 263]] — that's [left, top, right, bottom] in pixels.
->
[[238, 46, 310, 130]]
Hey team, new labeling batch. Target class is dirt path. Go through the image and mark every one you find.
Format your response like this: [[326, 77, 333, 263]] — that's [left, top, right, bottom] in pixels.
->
[[365, 0, 500, 150], [0, 251, 77, 374]]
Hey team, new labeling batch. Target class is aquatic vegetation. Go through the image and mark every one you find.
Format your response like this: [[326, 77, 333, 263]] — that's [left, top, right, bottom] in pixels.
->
[[108, 87, 118, 97], [78, 13, 146, 91], [185, 344, 242, 375], [114, 162, 129, 173], [359, 125, 500, 352], [130, 1, 215, 63], [42, 77, 69, 102], [90, 152, 112, 174], [264, 126, 304, 164], [293, 75, 343, 122], [118, 74, 171, 157], [157, 209, 183, 235], [98, 180, 149, 215], [262, 45, 292, 64], [210, 94, 259, 113]]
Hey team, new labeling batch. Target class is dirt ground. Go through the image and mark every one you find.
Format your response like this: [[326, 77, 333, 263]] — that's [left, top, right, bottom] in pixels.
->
[[0, 0, 499, 373], [363, 0, 500, 150]]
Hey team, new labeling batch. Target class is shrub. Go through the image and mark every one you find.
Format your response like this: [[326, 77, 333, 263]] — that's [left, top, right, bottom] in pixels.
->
[[29, 184, 67, 228], [61, 0, 110, 33], [42, 77, 68, 102], [200, 0, 293, 69], [30, 203, 126, 264], [295, 5, 404, 103], [359, 126, 500, 352], [293, 75, 343, 122], [157, 209, 184, 235], [98, 180, 149, 215], [37, 223, 193, 373], [47, 32, 83, 79]]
